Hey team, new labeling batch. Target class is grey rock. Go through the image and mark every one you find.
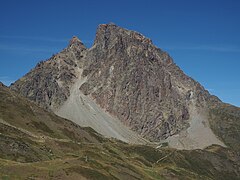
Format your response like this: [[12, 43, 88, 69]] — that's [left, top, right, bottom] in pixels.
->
[[10, 36, 87, 110], [10, 23, 220, 142], [79, 24, 211, 141]]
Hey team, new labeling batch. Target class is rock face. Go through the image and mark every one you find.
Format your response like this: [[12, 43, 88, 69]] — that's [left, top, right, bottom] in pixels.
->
[[11, 23, 238, 149], [11, 37, 87, 110], [79, 24, 212, 142]]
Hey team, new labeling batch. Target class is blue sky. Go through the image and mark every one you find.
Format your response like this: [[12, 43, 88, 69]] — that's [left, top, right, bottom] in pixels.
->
[[0, 0, 239, 107]]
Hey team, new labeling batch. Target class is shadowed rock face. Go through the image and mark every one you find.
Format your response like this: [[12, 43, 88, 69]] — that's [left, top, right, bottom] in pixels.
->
[[0, 82, 4, 87], [11, 23, 232, 144]]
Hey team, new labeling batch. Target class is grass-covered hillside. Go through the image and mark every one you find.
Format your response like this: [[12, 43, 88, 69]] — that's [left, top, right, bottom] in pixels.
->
[[0, 82, 240, 179], [209, 100, 240, 152]]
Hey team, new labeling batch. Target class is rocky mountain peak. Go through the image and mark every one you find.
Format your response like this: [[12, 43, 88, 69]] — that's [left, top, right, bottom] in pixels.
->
[[68, 36, 86, 51], [93, 23, 153, 49], [69, 36, 81, 45], [10, 24, 232, 150], [88, 23, 175, 72], [10, 35, 88, 111]]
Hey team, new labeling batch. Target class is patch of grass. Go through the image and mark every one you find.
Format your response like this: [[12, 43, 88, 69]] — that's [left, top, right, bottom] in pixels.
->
[[175, 152, 214, 177], [134, 156, 152, 167], [209, 104, 240, 152], [56, 141, 81, 151], [61, 127, 76, 140], [0, 134, 42, 162], [83, 127, 106, 143], [31, 121, 54, 134], [1, 176, 10, 180], [67, 166, 110, 180], [123, 145, 165, 163]]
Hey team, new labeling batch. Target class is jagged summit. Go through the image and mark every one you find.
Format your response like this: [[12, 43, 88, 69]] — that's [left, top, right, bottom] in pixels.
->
[[10, 35, 88, 110], [67, 36, 87, 52], [90, 23, 173, 69], [69, 36, 83, 46], [93, 23, 153, 48]]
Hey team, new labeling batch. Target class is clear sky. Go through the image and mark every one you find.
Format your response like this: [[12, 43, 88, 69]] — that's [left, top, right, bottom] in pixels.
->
[[0, 0, 239, 107]]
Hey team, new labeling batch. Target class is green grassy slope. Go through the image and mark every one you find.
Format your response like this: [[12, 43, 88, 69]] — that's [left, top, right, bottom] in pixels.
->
[[209, 101, 240, 152], [0, 83, 239, 179]]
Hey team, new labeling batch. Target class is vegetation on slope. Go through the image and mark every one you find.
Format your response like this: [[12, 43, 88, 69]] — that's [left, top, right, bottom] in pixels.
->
[[0, 83, 240, 179], [209, 102, 240, 152]]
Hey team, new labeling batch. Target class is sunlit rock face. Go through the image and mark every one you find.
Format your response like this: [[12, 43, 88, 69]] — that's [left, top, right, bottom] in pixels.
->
[[11, 23, 225, 146]]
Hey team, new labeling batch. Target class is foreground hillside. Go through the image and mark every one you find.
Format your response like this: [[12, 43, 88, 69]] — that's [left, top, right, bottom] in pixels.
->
[[0, 83, 240, 179]]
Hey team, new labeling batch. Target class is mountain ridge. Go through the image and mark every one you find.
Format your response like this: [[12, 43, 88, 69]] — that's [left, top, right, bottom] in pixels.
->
[[10, 23, 239, 151]]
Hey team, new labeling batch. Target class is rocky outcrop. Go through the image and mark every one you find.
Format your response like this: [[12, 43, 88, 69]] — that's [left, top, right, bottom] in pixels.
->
[[79, 24, 212, 141], [10, 37, 87, 110], [0, 82, 4, 87], [11, 23, 228, 145]]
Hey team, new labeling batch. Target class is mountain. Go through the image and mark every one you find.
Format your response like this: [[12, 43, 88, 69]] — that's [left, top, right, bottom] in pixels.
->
[[1, 82, 240, 179], [10, 23, 240, 151]]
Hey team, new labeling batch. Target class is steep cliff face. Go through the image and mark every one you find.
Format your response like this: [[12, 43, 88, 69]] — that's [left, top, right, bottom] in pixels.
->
[[79, 24, 211, 141], [11, 23, 237, 149], [11, 37, 87, 110]]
